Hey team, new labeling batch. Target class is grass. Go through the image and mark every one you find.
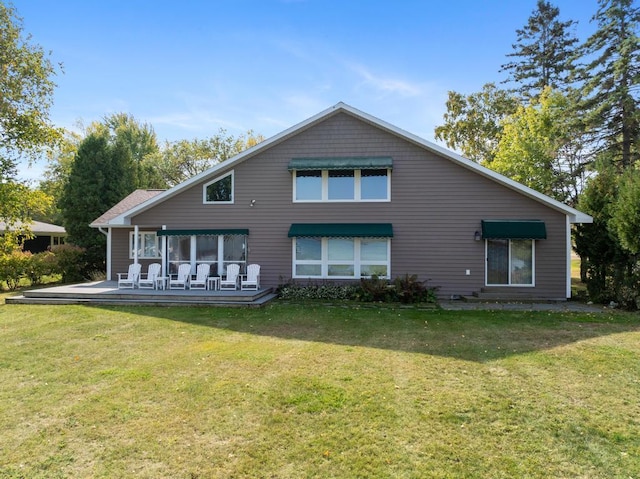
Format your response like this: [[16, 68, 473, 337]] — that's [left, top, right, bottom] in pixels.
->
[[1, 300, 639, 478]]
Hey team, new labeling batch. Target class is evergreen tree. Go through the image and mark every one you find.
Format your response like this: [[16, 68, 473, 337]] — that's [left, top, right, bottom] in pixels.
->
[[579, 0, 640, 169], [59, 134, 134, 274], [501, 0, 579, 99]]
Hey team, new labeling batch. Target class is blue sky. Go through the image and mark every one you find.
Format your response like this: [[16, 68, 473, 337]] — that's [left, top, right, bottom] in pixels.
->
[[13, 0, 598, 181]]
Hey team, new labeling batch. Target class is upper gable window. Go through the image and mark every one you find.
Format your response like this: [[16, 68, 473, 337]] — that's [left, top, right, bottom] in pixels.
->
[[289, 158, 392, 203], [203, 171, 234, 204]]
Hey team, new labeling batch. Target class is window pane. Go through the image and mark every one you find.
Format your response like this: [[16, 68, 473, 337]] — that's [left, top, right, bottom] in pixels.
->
[[223, 235, 246, 262], [296, 171, 322, 200], [361, 169, 388, 200], [361, 239, 387, 261], [296, 238, 321, 260], [328, 238, 354, 261], [206, 175, 232, 202], [511, 240, 533, 285], [141, 233, 158, 258], [328, 264, 354, 276], [296, 264, 321, 276], [361, 265, 387, 277], [487, 239, 509, 285], [168, 236, 191, 274], [196, 236, 218, 261], [328, 170, 354, 200]]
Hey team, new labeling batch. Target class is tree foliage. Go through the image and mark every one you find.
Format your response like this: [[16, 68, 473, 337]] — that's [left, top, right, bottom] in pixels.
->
[[147, 129, 264, 187], [500, 0, 579, 99], [579, 0, 640, 169], [491, 88, 587, 203], [0, 1, 62, 174], [434, 83, 519, 164]]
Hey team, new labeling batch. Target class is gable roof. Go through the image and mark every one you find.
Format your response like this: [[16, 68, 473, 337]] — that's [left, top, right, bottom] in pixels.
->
[[0, 220, 66, 235], [91, 189, 165, 227], [93, 102, 592, 226]]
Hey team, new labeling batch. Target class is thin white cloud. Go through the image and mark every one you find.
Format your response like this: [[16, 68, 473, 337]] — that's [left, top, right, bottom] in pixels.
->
[[348, 63, 423, 97]]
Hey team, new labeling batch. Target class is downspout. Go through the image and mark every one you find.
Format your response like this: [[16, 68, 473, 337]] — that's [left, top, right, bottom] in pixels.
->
[[98, 227, 112, 281]]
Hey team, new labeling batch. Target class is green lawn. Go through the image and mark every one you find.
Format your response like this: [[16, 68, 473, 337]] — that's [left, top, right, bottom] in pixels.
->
[[1, 300, 639, 478]]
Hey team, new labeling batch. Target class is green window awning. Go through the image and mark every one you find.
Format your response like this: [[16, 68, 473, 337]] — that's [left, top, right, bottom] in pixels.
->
[[287, 157, 393, 171], [481, 220, 546, 239], [288, 223, 393, 238], [157, 228, 249, 236]]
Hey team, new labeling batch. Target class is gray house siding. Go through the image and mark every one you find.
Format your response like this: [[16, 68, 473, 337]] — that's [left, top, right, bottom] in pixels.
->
[[113, 112, 568, 298]]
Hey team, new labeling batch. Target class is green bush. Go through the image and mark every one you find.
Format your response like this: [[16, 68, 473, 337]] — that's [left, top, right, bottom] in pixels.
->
[[358, 275, 395, 302], [277, 281, 359, 301], [50, 244, 87, 283], [0, 250, 31, 290], [25, 251, 57, 285]]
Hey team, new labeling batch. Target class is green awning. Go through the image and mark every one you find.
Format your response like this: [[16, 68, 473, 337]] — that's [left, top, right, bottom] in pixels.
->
[[481, 220, 546, 239], [288, 223, 393, 238], [157, 228, 249, 236], [287, 157, 393, 171]]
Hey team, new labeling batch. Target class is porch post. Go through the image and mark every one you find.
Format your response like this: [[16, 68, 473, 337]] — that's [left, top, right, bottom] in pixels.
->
[[161, 225, 167, 277], [133, 225, 139, 265]]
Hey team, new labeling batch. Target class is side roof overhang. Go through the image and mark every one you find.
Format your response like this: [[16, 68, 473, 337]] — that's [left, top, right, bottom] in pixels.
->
[[92, 102, 593, 227]]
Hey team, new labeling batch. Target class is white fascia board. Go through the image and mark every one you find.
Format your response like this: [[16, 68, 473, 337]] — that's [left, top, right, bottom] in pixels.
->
[[107, 101, 593, 226], [107, 104, 346, 226], [338, 103, 593, 224]]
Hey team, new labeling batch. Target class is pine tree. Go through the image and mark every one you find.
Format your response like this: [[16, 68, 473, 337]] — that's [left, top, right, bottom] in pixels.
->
[[501, 0, 579, 99], [579, 0, 640, 169]]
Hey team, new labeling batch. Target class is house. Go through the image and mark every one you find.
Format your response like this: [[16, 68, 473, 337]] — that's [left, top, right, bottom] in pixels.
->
[[0, 220, 66, 253], [90, 103, 592, 300]]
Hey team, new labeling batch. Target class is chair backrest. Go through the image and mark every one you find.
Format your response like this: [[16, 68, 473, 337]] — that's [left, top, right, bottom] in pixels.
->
[[196, 263, 210, 281], [147, 263, 161, 280], [225, 263, 240, 281], [177, 263, 191, 280], [129, 263, 142, 280], [246, 264, 260, 281]]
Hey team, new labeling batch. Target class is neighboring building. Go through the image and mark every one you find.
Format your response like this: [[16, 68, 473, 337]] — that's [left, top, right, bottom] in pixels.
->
[[0, 220, 66, 253], [91, 103, 592, 300]]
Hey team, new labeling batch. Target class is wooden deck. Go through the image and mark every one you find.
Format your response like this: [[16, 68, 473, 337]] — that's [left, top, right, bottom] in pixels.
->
[[5, 281, 277, 307]]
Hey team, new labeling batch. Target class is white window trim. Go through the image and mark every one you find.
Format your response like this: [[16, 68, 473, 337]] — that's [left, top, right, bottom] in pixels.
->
[[167, 234, 247, 276], [129, 231, 161, 259], [292, 237, 391, 279], [485, 239, 536, 287], [203, 170, 234, 204], [292, 169, 391, 203]]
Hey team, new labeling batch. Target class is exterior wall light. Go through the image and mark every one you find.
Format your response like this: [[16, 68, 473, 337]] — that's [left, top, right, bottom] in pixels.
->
[[474, 230, 481, 241]]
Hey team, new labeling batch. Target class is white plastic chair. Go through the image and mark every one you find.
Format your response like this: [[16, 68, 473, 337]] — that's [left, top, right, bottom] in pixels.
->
[[190, 263, 210, 290], [118, 263, 141, 289], [241, 264, 260, 290], [138, 263, 161, 289], [220, 264, 240, 290], [169, 263, 191, 289]]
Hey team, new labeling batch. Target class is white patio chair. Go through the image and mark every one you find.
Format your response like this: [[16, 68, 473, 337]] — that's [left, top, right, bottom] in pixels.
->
[[169, 263, 191, 289], [220, 263, 240, 290], [190, 263, 210, 290], [117, 263, 141, 289], [241, 264, 260, 290], [138, 263, 161, 289]]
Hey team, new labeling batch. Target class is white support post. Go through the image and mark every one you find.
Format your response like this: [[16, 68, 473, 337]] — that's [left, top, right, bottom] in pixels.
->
[[161, 225, 167, 278], [133, 225, 139, 265]]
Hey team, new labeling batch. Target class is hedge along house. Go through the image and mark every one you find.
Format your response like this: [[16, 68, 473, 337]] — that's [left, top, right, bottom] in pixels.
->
[[91, 103, 592, 300]]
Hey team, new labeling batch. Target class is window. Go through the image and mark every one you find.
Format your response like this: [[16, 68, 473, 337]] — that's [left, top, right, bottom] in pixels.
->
[[166, 233, 246, 276], [293, 237, 390, 279], [293, 169, 390, 202], [203, 171, 234, 203], [129, 231, 160, 259], [486, 239, 534, 286]]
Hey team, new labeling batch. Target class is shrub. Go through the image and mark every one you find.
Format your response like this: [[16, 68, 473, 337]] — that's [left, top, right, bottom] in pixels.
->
[[358, 275, 395, 302], [0, 250, 31, 290], [393, 274, 439, 304], [277, 281, 359, 301], [50, 244, 87, 283], [25, 251, 57, 285]]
